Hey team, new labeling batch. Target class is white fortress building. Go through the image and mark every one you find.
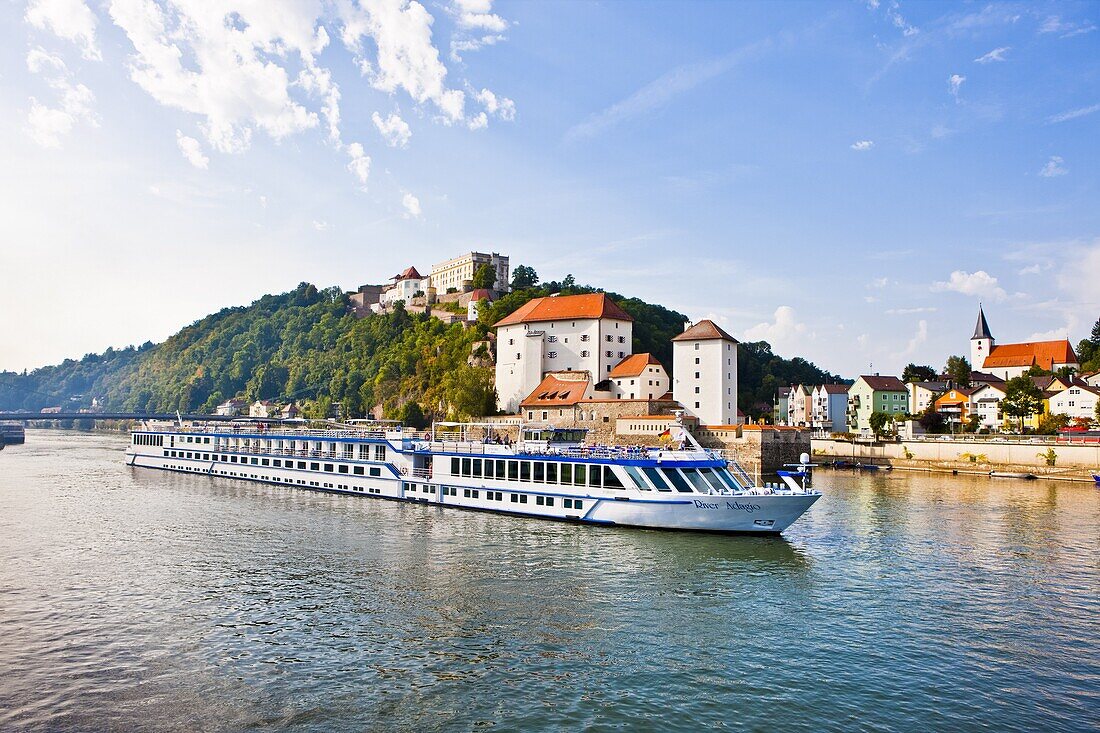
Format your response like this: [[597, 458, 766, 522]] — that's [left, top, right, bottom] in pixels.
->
[[493, 293, 634, 413], [430, 252, 510, 293], [672, 320, 739, 426]]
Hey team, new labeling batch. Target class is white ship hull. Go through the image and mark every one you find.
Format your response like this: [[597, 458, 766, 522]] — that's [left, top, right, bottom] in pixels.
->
[[124, 423, 821, 534]]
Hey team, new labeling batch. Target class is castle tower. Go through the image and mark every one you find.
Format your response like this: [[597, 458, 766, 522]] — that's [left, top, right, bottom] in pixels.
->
[[673, 320, 739, 426], [970, 304, 993, 371]]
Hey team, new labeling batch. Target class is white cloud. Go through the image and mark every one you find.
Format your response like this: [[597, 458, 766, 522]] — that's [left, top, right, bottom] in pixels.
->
[[401, 191, 421, 218], [948, 74, 965, 100], [870, 276, 889, 288], [340, 0, 466, 124], [466, 112, 488, 130], [974, 47, 1010, 63], [25, 0, 101, 61], [259, 195, 267, 208], [107, 0, 322, 154], [175, 130, 209, 169], [743, 306, 808, 349], [312, 220, 330, 231], [931, 270, 1007, 301], [1039, 16, 1096, 38], [565, 39, 770, 142], [1039, 155, 1067, 177], [371, 112, 412, 147], [899, 319, 928, 358], [850, 140, 874, 151], [346, 142, 371, 186], [1048, 103, 1100, 124], [475, 88, 515, 121], [1018, 263, 1044, 276], [23, 48, 97, 149], [885, 307, 937, 315], [448, 0, 508, 60]]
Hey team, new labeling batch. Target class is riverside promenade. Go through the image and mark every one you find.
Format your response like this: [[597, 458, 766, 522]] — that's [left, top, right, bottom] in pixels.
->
[[812, 435, 1100, 482]]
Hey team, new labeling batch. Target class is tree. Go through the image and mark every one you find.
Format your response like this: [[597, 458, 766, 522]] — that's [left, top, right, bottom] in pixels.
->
[[471, 263, 497, 290], [1036, 412, 1069, 435], [868, 410, 894, 439], [945, 355, 971, 386], [1001, 375, 1043, 432], [918, 406, 947, 434], [510, 264, 539, 289], [902, 363, 937, 383], [398, 400, 428, 430]]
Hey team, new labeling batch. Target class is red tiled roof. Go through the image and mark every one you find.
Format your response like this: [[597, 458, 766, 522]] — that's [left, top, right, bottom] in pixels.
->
[[519, 374, 590, 408], [609, 353, 663, 378], [821, 384, 850, 394], [392, 266, 423, 281], [672, 319, 738, 342], [858, 375, 907, 391], [494, 293, 633, 327], [982, 340, 1077, 370], [468, 288, 493, 301]]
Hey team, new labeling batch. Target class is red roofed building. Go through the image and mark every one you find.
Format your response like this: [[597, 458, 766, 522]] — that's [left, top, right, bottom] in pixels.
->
[[970, 305, 1078, 380], [672, 319, 740, 426], [494, 293, 635, 412], [609, 353, 669, 400], [378, 265, 430, 309]]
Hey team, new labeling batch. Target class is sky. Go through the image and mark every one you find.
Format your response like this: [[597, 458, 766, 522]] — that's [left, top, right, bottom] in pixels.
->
[[1, 0, 1098, 379]]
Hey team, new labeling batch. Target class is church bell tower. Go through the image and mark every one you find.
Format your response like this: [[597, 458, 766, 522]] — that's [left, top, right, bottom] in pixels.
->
[[970, 304, 993, 371]]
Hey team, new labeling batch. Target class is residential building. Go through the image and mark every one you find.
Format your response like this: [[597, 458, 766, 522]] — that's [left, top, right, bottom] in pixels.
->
[[215, 398, 248, 416], [968, 383, 1007, 431], [494, 293, 634, 413], [672, 320, 739, 426], [847, 375, 908, 434], [1083, 371, 1100, 388], [907, 380, 949, 415], [773, 386, 792, 425], [934, 388, 975, 429], [1048, 382, 1100, 423], [466, 289, 494, 322], [970, 305, 1078, 380], [249, 400, 277, 418], [609, 353, 669, 400], [811, 384, 849, 433], [787, 384, 812, 427], [377, 266, 429, 309], [429, 252, 509, 294]]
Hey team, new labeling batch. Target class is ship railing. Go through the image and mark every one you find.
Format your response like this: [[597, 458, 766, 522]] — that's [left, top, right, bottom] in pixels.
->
[[410, 467, 432, 479]]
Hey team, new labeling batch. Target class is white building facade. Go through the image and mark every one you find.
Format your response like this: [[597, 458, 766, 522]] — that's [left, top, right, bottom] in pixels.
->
[[811, 384, 849, 433], [968, 383, 1006, 431], [609, 354, 669, 400], [494, 293, 634, 413], [672, 320, 738, 426], [1048, 384, 1100, 423], [430, 252, 510, 293], [377, 266, 429, 309]]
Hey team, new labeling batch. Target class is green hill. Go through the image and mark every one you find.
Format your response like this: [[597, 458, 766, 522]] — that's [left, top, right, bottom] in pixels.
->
[[0, 280, 843, 423]]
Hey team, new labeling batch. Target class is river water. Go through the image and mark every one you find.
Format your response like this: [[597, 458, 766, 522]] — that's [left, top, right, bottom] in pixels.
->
[[1, 430, 1097, 732]]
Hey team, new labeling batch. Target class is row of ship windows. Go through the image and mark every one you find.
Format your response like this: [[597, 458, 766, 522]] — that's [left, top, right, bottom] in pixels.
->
[[451, 456, 625, 489], [147, 434, 388, 462], [133, 434, 165, 446], [447, 456, 742, 494], [162, 450, 382, 476], [408, 484, 583, 510], [170, 464, 383, 494]]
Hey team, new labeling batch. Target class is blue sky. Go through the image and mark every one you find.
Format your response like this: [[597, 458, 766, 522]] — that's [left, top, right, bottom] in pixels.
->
[[1, 0, 1098, 378]]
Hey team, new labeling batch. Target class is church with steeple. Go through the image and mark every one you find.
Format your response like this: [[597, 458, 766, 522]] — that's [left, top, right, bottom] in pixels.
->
[[969, 305, 1079, 380]]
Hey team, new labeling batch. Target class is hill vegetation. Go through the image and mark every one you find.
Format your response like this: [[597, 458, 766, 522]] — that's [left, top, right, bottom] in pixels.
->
[[0, 275, 844, 422]]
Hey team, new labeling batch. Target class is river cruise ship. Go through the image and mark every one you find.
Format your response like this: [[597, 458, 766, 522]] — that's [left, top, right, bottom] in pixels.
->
[[125, 419, 821, 533]]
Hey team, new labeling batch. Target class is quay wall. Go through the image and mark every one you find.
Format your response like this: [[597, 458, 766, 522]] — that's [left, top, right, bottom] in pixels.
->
[[812, 437, 1100, 478]]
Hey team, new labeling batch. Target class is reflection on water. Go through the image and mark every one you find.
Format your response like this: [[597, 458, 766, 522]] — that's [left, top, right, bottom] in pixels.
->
[[0, 431, 1097, 733]]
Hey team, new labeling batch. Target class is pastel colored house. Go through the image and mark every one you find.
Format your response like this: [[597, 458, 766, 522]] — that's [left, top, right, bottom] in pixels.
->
[[811, 384, 849, 433], [847, 375, 908, 434], [1047, 382, 1100, 424]]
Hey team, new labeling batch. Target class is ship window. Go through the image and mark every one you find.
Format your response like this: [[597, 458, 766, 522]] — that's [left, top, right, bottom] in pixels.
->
[[324, 464, 334, 472], [696, 468, 724, 491], [624, 465, 650, 490], [533, 462, 544, 483], [508, 461, 519, 480], [588, 466, 602, 488], [520, 494, 528, 503], [339, 465, 349, 474], [250, 458, 258, 465], [261, 459, 269, 466], [298, 461, 307, 469], [359, 445, 370, 459], [354, 466, 364, 475], [483, 460, 495, 478], [546, 497, 555, 507], [311, 462, 320, 471], [681, 469, 711, 492], [495, 459, 506, 478], [560, 463, 573, 485], [369, 467, 381, 477], [520, 462, 531, 481], [472, 459, 482, 478], [642, 467, 672, 492], [374, 445, 386, 461], [451, 457, 460, 474], [664, 469, 693, 493], [510, 494, 518, 503], [461, 458, 471, 477], [603, 466, 624, 489], [273, 459, 281, 467], [546, 463, 558, 484], [574, 464, 587, 485]]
